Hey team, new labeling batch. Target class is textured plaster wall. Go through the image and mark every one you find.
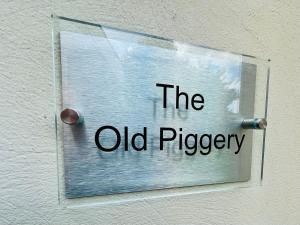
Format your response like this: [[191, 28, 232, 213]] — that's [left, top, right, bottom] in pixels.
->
[[0, 0, 300, 224]]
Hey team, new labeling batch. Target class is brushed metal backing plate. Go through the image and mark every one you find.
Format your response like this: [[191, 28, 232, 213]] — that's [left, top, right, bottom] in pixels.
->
[[60, 29, 257, 198]]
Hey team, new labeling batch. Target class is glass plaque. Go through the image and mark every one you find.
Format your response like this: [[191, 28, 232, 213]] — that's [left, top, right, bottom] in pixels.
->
[[53, 17, 269, 199]]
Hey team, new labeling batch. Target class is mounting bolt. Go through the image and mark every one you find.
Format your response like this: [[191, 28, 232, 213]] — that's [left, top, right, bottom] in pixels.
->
[[242, 118, 267, 129], [60, 108, 83, 125]]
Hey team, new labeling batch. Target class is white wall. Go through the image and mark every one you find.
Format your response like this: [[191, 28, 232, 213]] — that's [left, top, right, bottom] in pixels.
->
[[1, 1, 299, 224]]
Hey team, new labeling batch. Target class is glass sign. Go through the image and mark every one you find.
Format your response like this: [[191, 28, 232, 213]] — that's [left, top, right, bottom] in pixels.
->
[[53, 17, 269, 199]]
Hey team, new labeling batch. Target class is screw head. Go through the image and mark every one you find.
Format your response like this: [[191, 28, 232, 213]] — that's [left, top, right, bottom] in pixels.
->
[[257, 118, 267, 129], [60, 108, 82, 125], [242, 118, 267, 129]]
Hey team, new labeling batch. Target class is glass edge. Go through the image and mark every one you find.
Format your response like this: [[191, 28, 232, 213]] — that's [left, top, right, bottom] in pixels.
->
[[260, 65, 271, 183], [52, 14, 66, 205], [51, 20, 61, 204], [52, 14, 270, 62]]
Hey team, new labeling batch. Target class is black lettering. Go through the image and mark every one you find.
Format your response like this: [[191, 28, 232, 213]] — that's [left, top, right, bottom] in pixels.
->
[[214, 134, 225, 149], [235, 134, 245, 154], [199, 134, 212, 155], [227, 134, 235, 149], [184, 133, 198, 156], [191, 94, 204, 110], [160, 127, 177, 150], [124, 126, 128, 151], [95, 126, 121, 152], [176, 85, 188, 109], [156, 83, 174, 108], [132, 127, 147, 151]]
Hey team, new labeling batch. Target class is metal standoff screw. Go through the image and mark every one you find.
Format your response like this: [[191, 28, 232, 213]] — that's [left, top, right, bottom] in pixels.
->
[[60, 108, 83, 125], [241, 118, 267, 130]]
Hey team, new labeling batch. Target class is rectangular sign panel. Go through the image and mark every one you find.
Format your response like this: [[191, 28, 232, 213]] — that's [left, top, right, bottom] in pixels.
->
[[57, 20, 268, 198]]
